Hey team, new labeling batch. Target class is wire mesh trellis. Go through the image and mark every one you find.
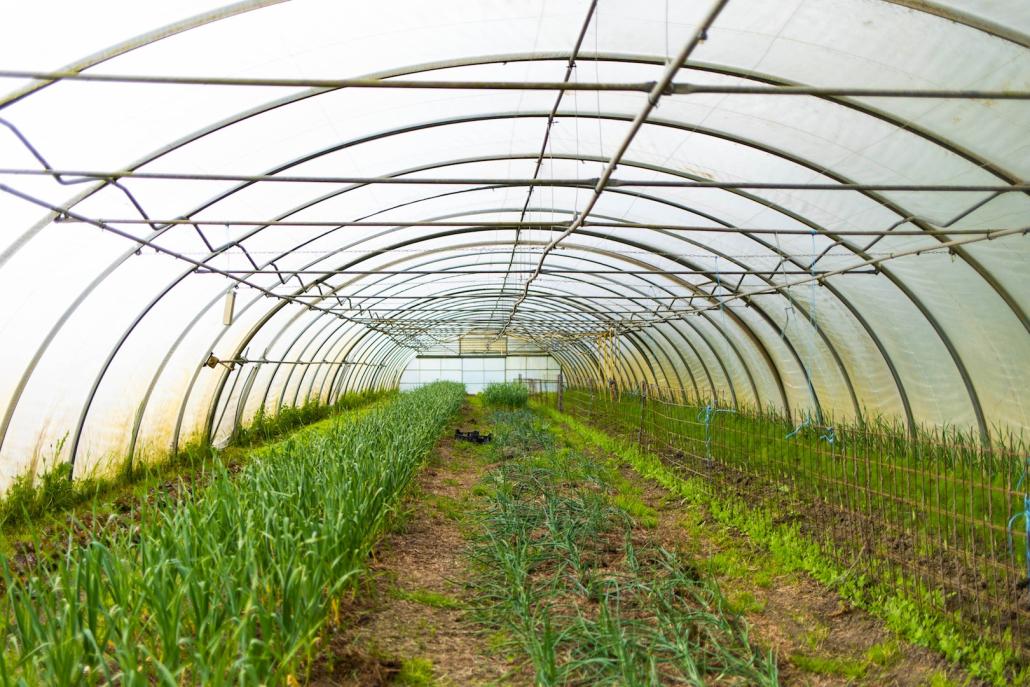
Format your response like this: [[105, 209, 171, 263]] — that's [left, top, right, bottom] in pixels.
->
[[523, 378, 1030, 660]]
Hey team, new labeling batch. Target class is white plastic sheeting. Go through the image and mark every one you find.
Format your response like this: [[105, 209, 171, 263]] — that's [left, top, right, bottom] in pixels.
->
[[0, 0, 1027, 487]]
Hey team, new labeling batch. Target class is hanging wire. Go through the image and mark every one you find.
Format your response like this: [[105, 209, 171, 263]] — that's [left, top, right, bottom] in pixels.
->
[[809, 228, 817, 327]]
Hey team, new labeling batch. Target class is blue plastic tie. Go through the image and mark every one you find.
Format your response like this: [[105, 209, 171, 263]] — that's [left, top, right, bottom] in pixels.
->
[[1008, 458, 1030, 582], [697, 402, 734, 461], [785, 417, 811, 440], [820, 426, 836, 446]]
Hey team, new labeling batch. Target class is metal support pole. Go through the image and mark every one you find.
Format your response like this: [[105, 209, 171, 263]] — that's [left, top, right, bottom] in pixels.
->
[[638, 381, 648, 449], [588, 380, 596, 423], [45, 215, 1015, 237], [557, 371, 564, 413], [2, 69, 1026, 99]]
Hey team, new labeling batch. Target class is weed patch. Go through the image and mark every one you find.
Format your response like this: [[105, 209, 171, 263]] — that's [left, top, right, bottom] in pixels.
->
[[391, 587, 464, 610], [396, 656, 436, 685], [790, 651, 867, 679]]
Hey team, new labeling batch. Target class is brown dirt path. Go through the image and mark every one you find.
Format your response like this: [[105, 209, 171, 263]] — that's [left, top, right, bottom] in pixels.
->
[[310, 399, 523, 687], [307, 398, 979, 686]]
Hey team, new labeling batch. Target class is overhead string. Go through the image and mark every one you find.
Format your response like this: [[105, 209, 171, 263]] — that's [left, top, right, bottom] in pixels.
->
[[715, 255, 725, 322], [810, 228, 817, 327], [774, 232, 793, 342]]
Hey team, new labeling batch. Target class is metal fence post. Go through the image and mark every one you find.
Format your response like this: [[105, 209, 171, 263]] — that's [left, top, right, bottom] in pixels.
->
[[638, 381, 647, 448], [588, 380, 596, 421], [557, 371, 564, 412]]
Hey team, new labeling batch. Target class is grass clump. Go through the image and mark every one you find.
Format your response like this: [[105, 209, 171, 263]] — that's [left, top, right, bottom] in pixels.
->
[[728, 590, 768, 614], [391, 588, 464, 610], [611, 492, 658, 529], [865, 640, 902, 667], [790, 652, 867, 679], [396, 657, 436, 685], [0, 453, 79, 526], [480, 381, 529, 409], [0, 382, 465, 684], [426, 494, 465, 522]]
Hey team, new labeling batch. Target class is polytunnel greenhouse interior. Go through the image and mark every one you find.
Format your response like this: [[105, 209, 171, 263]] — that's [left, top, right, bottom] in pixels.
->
[[0, 0, 1027, 684]]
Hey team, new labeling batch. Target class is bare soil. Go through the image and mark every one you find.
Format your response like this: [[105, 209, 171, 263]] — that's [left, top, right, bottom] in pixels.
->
[[312, 400, 980, 686], [309, 401, 522, 686]]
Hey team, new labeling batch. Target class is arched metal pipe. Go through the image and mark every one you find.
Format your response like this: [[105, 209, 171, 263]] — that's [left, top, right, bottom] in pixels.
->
[[6, 60, 1005, 461], [12, 81, 1005, 461]]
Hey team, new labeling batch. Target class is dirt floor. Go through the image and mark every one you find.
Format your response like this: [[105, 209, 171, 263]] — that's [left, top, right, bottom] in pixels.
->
[[309, 401, 523, 686], [2, 394, 984, 685], [309, 398, 978, 686]]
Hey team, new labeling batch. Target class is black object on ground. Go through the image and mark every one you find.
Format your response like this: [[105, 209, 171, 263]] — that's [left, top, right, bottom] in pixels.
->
[[455, 428, 492, 444]]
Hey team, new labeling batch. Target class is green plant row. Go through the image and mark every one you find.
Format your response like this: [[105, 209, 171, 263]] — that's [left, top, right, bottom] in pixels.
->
[[538, 403, 1028, 687], [0, 389, 392, 531], [562, 388, 1029, 597], [0, 382, 465, 685], [470, 409, 778, 685], [232, 388, 391, 447], [480, 381, 529, 409]]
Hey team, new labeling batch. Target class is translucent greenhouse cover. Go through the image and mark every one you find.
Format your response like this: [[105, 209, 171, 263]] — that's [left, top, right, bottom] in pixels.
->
[[0, 0, 1027, 486]]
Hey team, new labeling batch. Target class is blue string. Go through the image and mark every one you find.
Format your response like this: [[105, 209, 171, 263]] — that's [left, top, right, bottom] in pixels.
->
[[697, 402, 734, 461], [786, 418, 837, 449], [1009, 458, 1030, 582], [785, 417, 811, 439], [820, 426, 836, 446]]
